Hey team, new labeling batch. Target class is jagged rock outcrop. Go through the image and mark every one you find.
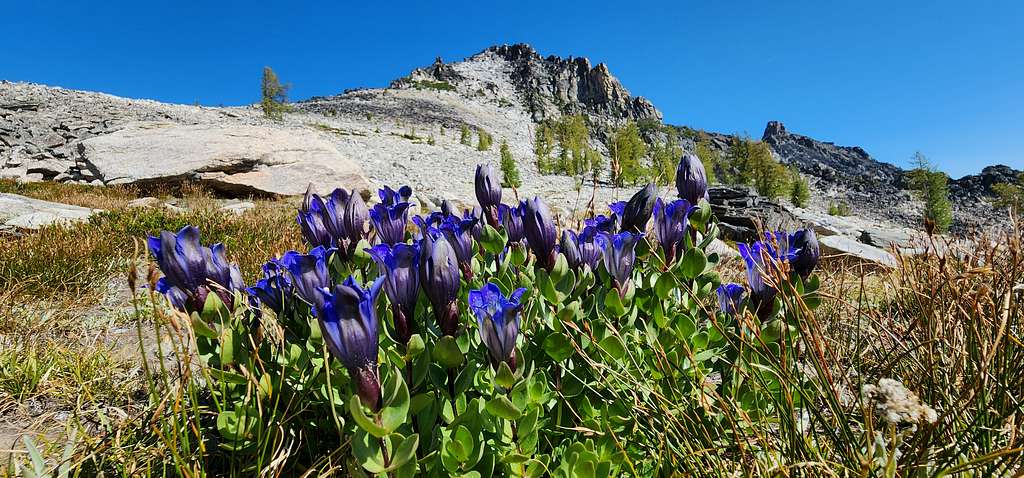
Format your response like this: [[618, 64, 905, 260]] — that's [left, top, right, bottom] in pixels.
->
[[950, 164, 1021, 203]]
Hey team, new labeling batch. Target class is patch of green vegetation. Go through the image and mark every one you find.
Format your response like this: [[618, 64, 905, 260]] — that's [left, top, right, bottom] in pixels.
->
[[499, 140, 521, 188], [309, 123, 367, 137], [411, 79, 456, 92], [260, 66, 291, 121], [828, 201, 852, 216], [720, 136, 791, 199], [607, 121, 647, 186], [476, 128, 493, 151], [907, 151, 952, 233]]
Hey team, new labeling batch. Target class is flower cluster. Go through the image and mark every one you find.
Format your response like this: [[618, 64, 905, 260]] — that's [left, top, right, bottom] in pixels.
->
[[147, 225, 245, 314]]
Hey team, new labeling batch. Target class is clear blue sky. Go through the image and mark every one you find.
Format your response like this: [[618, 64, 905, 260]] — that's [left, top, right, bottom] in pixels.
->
[[3, 1, 1021, 177]]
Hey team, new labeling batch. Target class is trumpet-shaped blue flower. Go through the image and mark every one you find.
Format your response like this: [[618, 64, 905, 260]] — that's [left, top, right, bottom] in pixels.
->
[[585, 214, 618, 234], [469, 283, 526, 372], [419, 234, 462, 336], [561, 227, 602, 271], [653, 197, 693, 263], [246, 259, 293, 315], [298, 186, 369, 256], [378, 185, 413, 207], [596, 231, 643, 296], [369, 199, 411, 246], [366, 243, 420, 344], [619, 183, 659, 233], [279, 246, 333, 312], [147, 226, 245, 313], [676, 153, 709, 205], [439, 215, 478, 278], [297, 189, 333, 249], [717, 283, 746, 316], [522, 196, 558, 270], [499, 203, 525, 244], [317, 275, 385, 411], [788, 228, 820, 279], [738, 241, 779, 317]]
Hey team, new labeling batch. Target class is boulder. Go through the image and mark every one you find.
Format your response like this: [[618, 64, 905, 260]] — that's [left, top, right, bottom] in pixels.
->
[[78, 122, 371, 196], [819, 235, 896, 267], [0, 193, 100, 230]]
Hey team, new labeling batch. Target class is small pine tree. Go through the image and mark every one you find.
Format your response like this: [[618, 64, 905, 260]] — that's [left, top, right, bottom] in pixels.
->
[[907, 152, 953, 233], [607, 122, 647, 186], [586, 148, 604, 182], [261, 67, 290, 120], [535, 123, 556, 174], [993, 173, 1024, 214], [460, 125, 472, 146], [694, 135, 719, 184], [789, 167, 810, 207], [477, 129, 493, 151], [499, 141, 521, 188], [427, 134, 436, 146], [649, 138, 681, 186]]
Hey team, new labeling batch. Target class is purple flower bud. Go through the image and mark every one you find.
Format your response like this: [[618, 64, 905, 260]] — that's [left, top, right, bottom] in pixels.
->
[[419, 235, 462, 336], [317, 275, 384, 411], [475, 164, 503, 227], [343, 192, 370, 245], [717, 283, 746, 316], [676, 154, 709, 205], [499, 203, 526, 244], [297, 191, 333, 249], [522, 197, 558, 270], [367, 243, 420, 344], [469, 283, 526, 372], [585, 214, 619, 234], [653, 198, 693, 264], [619, 183, 658, 233], [560, 227, 601, 271], [379, 185, 413, 207], [369, 201, 411, 246], [788, 228, 820, 279], [279, 246, 333, 312], [596, 231, 643, 296]]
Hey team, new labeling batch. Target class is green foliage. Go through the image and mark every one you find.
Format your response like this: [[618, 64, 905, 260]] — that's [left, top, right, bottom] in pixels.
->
[[499, 140, 521, 188], [411, 79, 456, 92], [460, 124, 472, 146], [694, 134, 720, 185], [649, 135, 682, 186], [722, 136, 790, 198], [534, 115, 600, 179], [476, 128, 493, 151], [534, 122, 556, 173], [992, 173, 1024, 214], [260, 66, 290, 121], [789, 167, 810, 207], [607, 121, 647, 186], [828, 201, 852, 216], [907, 152, 953, 233]]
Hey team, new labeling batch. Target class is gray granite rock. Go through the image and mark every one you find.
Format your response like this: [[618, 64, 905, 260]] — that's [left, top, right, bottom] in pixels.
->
[[0, 193, 100, 230]]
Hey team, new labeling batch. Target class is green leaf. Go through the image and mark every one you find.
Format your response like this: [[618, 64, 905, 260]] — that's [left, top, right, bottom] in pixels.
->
[[599, 335, 626, 361], [406, 334, 425, 358], [680, 248, 707, 279], [480, 224, 507, 254], [654, 272, 676, 300], [603, 291, 627, 317], [485, 396, 522, 420], [450, 425, 474, 462], [349, 395, 389, 438], [510, 244, 527, 267], [352, 429, 388, 474], [386, 433, 419, 471], [550, 253, 569, 282], [381, 371, 410, 432], [543, 333, 574, 362], [433, 335, 465, 368], [495, 361, 517, 389]]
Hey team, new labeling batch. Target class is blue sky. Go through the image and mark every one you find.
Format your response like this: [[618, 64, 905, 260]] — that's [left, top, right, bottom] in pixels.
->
[[3, 1, 1021, 177]]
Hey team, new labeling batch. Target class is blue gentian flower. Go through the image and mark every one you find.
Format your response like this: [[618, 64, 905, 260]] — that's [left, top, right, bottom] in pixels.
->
[[499, 203, 526, 244], [561, 227, 601, 271], [676, 153, 709, 205], [279, 246, 333, 312], [788, 228, 820, 279], [653, 197, 693, 264], [468, 283, 526, 372], [317, 275, 385, 411], [419, 234, 462, 336], [475, 164, 503, 227], [369, 198, 411, 246], [246, 259, 293, 315], [464, 207, 483, 242], [717, 283, 746, 316], [147, 226, 245, 313], [341, 191, 370, 246], [738, 241, 779, 317], [596, 231, 643, 296], [440, 215, 478, 278], [619, 183, 658, 233], [585, 214, 619, 234], [366, 243, 420, 345], [297, 189, 333, 249], [379, 185, 413, 207], [522, 197, 558, 270]]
